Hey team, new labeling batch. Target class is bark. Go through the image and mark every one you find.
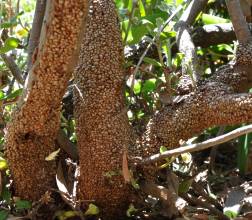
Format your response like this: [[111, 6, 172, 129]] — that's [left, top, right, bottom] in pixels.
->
[[26, 0, 46, 72], [6, 0, 88, 200], [141, 42, 252, 161], [74, 0, 135, 218]]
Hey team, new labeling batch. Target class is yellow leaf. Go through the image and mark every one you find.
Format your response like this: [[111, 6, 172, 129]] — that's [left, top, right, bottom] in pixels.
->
[[0, 157, 7, 170], [45, 148, 60, 161], [16, 28, 28, 37]]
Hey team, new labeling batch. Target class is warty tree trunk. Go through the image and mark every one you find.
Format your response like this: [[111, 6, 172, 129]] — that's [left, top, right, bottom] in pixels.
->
[[5, 0, 88, 201], [74, 0, 135, 218], [74, 0, 252, 218]]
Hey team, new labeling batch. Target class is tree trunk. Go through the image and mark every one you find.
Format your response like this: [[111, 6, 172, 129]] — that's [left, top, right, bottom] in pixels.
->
[[74, 0, 135, 218], [6, 0, 88, 201]]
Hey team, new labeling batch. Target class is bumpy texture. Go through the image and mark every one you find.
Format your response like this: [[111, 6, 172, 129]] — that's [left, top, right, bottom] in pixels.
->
[[6, 0, 88, 200], [74, 0, 134, 217], [141, 42, 252, 164]]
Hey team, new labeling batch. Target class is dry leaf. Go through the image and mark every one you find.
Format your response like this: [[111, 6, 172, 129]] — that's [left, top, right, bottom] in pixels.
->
[[45, 148, 60, 161], [122, 151, 131, 183]]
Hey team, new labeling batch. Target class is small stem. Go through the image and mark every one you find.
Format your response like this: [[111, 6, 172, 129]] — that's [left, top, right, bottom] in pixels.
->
[[123, 0, 137, 45]]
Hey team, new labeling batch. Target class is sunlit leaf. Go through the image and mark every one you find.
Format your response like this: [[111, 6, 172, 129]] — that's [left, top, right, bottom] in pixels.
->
[[0, 37, 20, 54], [16, 28, 28, 37], [224, 210, 238, 219], [0, 158, 7, 170], [139, 0, 146, 17], [56, 210, 80, 220], [2, 89, 22, 101], [45, 148, 60, 161], [181, 153, 192, 164], [202, 13, 229, 24], [84, 203, 100, 216], [133, 81, 141, 94], [142, 78, 156, 94]]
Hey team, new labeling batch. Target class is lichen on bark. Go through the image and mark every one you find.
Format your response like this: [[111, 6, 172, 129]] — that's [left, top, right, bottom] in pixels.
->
[[74, 0, 134, 217], [6, 0, 88, 201]]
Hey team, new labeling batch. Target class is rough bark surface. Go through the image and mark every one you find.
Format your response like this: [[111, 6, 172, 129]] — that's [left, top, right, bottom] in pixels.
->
[[74, 0, 134, 217], [141, 43, 252, 159], [6, 0, 88, 200]]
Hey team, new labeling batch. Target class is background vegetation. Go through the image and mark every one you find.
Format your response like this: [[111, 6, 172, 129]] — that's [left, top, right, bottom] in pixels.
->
[[0, 0, 251, 219]]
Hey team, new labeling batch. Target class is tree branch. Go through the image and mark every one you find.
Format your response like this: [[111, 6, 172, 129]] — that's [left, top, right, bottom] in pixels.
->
[[0, 53, 24, 85], [26, 0, 47, 73], [226, 0, 252, 43], [141, 124, 252, 164], [6, 0, 88, 200], [175, 0, 208, 83], [139, 42, 252, 161]]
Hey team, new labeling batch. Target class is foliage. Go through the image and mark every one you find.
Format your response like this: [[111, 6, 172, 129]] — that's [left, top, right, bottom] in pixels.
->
[[0, 0, 251, 219]]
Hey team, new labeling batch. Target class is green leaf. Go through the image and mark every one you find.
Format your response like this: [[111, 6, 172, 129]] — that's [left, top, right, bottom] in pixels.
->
[[224, 210, 238, 219], [0, 37, 20, 54], [202, 13, 229, 25], [139, 0, 146, 17], [178, 178, 193, 194], [172, 52, 185, 68], [143, 57, 162, 67], [103, 170, 119, 178], [2, 88, 22, 101], [1, 186, 11, 204], [0, 210, 8, 220], [238, 131, 252, 174], [84, 203, 100, 216], [15, 200, 32, 211], [45, 148, 60, 161], [126, 204, 138, 217], [57, 211, 80, 220], [142, 79, 156, 94], [0, 157, 7, 170], [133, 81, 141, 94], [130, 177, 140, 189], [0, 91, 4, 100], [160, 146, 168, 154]]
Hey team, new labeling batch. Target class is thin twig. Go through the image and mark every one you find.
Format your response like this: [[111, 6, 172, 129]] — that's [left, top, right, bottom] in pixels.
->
[[0, 53, 24, 85], [180, 193, 229, 220], [129, 4, 184, 94], [140, 124, 252, 165], [123, 0, 137, 45]]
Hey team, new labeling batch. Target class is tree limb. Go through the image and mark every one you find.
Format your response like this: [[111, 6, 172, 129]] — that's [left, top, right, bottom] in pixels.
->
[[6, 0, 88, 200], [226, 0, 252, 43], [175, 0, 208, 82], [26, 0, 47, 73], [139, 42, 252, 162], [141, 124, 252, 164], [0, 53, 24, 85]]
